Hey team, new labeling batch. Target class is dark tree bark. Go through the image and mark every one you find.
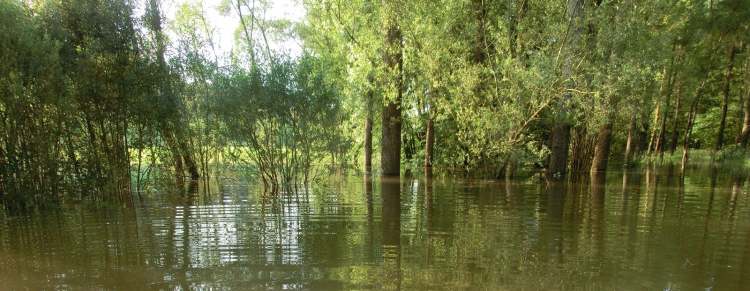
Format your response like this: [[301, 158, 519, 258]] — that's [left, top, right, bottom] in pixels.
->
[[548, 124, 571, 178], [715, 45, 738, 151], [380, 11, 403, 177], [570, 126, 594, 180], [590, 122, 612, 175]]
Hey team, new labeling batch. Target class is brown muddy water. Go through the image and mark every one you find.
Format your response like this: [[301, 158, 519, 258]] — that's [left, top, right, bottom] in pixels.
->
[[1, 167, 749, 290]]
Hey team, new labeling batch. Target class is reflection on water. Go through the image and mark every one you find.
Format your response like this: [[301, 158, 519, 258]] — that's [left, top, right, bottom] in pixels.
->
[[1, 166, 750, 290]]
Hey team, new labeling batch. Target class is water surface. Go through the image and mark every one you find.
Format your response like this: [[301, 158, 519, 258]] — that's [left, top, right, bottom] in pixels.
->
[[1, 167, 749, 290]]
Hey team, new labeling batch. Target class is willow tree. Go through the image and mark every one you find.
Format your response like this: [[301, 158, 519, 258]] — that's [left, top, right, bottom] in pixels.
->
[[145, 0, 200, 183], [379, 0, 403, 176]]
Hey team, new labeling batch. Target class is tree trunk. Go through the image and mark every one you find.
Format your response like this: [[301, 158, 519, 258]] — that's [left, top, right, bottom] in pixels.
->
[[548, 0, 583, 180], [682, 110, 695, 173], [669, 82, 682, 153], [380, 11, 402, 177], [364, 115, 373, 174], [424, 116, 434, 170], [178, 137, 199, 180], [736, 52, 750, 147], [570, 126, 594, 181], [548, 124, 571, 179], [647, 100, 660, 155], [682, 81, 707, 172], [590, 122, 612, 175], [655, 91, 672, 156], [0, 145, 5, 199], [163, 128, 185, 184], [649, 46, 678, 155], [623, 116, 635, 167], [738, 92, 750, 147], [715, 45, 737, 151]]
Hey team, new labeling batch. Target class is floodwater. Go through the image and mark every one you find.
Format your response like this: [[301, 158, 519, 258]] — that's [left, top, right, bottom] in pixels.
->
[[1, 166, 749, 290]]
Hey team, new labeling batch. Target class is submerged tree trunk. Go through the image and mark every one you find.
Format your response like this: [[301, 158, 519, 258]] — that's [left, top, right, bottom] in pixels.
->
[[380, 7, 403, 177], [590, 122, 612, 175], [715, 45, 737, 151]]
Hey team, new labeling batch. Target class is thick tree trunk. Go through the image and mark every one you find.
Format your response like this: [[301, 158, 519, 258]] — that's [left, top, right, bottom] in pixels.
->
[[364, 113, 373, 174], [590, 122, 612, 175], [548, 0, 583, 180], [548, 124, 571, 179], [380, 8, 403, 177], [715, 45, 737, 151], [381, 102, 401, 176]]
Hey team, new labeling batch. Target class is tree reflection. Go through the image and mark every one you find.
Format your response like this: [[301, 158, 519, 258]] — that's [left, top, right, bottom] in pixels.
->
[[381, 176, 401, 290]]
